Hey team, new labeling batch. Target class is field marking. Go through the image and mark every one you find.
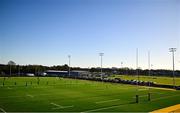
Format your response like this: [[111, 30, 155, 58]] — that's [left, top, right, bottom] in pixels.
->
[[151, 94, 180, 101], [138, 89, 148, 91], [50, 102, 74, 110], [7, 87, 12, 89], [0, 94, 35, 99], [150, 92, 165, 95], [0, 95, 23, 99], [51, 102, 60, 107], [148, 87, 176, 91], [95, 99, 120, 104], [132, 95, 147, 98], [26, 94, 34, 98], [83, 103, 129, 112], [52, 105, 74, 110], [0, 108, 6, 113]]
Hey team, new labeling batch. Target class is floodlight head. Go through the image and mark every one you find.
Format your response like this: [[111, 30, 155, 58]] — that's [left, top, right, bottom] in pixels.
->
[[68, 55, 71, 58], [169, 48, 177, 52]]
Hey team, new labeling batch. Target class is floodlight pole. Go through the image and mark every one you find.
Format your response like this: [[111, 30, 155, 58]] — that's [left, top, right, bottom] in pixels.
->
[[68, 55, 71, 77], [18, 65, 20, 76], [148, 51, 150, 80], [136, 48, 139, 82], [169, 48, 176, 89], [10, 64, 11, 77], [148, 50, 151, 101], [99, 53, 104, 80], [136, 48, 139, 103], [121, 62, 123, 68]]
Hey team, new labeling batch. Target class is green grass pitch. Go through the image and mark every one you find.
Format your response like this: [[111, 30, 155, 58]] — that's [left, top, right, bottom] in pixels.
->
[[0, 77, 180, 112]]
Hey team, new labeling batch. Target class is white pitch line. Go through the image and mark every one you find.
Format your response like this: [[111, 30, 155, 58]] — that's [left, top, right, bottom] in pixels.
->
[[151, 94, 180, 101], [138, 89, 148, 91], [0, 108, 6, 113], [26, 94, 34, 98], [83, 104, 126, 112], [52, 105, 74, 110], [50, 102, 61, 107], [7, 87, 12, 89], [148, 87, 176, 91], [0, 96, 23, 99], [0, 93, 55, 99], [50, 102, 73, 110], [95, 99, 120, 104], [150, 92, 165, 95], [132, 95, 147, 98]]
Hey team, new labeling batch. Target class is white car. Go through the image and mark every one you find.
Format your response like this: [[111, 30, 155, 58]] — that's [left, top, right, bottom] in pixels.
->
[[26, 73, 35, 76]]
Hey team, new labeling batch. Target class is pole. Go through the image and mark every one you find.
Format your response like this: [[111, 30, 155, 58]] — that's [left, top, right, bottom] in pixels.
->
[[101, 55, 102, 79], [136, 48, 139, 82], [68, 55, 71, 77], [10, 64, 11, 77], [121, 62, 123, 68], [169, 48, 176, 89], [136, 48, 139, 103], [148, 51, 150, 81], [172, 50, 175, 89], [18, 65, 20, 76], [148, 50, 151, 101], [99, 53, 104, 80]]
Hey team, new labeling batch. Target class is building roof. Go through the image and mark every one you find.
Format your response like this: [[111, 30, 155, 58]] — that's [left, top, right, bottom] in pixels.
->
[[46, 70, 67, 73]]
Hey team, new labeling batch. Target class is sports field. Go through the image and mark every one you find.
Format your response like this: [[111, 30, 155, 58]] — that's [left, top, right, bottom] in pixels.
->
[[110, 75, 180, 86], [0, 77, 180, 112]]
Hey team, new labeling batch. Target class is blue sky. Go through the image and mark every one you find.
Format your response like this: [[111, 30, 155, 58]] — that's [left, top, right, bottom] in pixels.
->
[[0, 0, 179, 69]]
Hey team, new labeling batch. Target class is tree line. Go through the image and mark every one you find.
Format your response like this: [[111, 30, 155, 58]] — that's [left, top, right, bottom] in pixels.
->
[[0, 62, 180, 77]]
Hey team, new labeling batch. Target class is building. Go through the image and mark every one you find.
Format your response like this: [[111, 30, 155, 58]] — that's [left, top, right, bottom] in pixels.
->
[[45, 70, 68, 76], [45, 70, 89, 77]]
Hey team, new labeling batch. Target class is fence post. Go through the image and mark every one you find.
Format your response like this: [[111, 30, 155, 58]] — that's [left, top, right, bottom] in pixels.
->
[[148, 93, 151, 101], [136, 95, 139, 103]]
